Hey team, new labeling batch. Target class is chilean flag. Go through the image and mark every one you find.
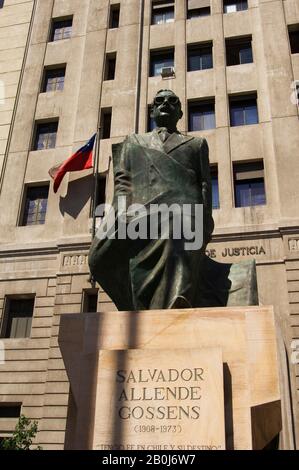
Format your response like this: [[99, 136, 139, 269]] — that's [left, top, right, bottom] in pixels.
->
[[49, 134, 96, 193]]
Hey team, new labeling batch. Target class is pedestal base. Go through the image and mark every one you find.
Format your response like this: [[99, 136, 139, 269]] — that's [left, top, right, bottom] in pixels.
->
[[58, 306, 281, 450]]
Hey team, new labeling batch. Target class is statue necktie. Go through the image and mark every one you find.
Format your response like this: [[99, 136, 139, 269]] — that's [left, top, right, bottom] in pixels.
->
[[159, 128, 169, 143]]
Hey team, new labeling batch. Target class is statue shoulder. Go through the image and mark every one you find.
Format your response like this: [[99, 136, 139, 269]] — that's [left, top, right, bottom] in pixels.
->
[[190, 136, 208, 147], [124, 132, 151, 144]]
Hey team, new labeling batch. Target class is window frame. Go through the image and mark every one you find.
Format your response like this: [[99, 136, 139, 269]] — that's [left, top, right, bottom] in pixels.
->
[[226, 36, 253, 66], [33, 121, 59, 151], [149, 48, 175, 77], [101, 108, 112, 139], [233, 161, 266, 208], [82, 289, 99, 313], [188, 100, 216, 131], [20, 184, 50, 227], [42, 66, 66, 93], [151, 1, 175, 25], [187, 7, 211, 19], [104, 53, 117, 81], [187, 42, 213, 72], [109, 4, 120, 29], [50, 17, 73, 42], [1, 296, 35, 339], [229, 95, 258, 127], [223, 0, 248, 14]]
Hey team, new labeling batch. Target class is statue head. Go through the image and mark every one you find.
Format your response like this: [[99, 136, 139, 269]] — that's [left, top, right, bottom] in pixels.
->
[[150, 89, 183, 131]]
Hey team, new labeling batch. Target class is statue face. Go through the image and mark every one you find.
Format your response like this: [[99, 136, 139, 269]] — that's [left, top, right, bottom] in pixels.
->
[[151, 90, 183, 129]]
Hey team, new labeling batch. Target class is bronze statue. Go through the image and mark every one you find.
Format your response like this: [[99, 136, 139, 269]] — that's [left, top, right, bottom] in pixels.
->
[[89, 89, 217, 310]]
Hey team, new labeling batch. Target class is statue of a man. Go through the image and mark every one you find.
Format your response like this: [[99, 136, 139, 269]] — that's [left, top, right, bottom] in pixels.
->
[[89, 89, 214, 311]]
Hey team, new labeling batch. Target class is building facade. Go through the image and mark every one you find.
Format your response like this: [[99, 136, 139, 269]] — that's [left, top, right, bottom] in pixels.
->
[[0, 0, 298, 449]]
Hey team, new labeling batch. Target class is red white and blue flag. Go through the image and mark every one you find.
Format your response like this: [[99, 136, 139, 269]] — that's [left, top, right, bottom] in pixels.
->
[[49, 134, 96, 193]]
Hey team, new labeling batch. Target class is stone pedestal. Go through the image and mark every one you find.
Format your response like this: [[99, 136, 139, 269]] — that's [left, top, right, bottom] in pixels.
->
[[58, 306, 282, 450]]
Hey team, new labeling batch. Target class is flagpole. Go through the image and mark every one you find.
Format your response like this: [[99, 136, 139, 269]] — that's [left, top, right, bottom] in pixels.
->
[[89, 127, 101, 289], [92, 126, 101, 241]]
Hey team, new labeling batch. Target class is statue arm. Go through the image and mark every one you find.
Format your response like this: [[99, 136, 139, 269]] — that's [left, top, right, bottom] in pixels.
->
[[114, 138, 132, 197], [199, 138, 214, 242]]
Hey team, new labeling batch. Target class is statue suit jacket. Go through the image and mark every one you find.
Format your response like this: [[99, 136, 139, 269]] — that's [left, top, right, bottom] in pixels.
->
[[89, 128, 214, 310]]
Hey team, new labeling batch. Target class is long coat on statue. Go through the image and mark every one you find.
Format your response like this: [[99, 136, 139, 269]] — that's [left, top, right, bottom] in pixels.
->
[[89, 128, 214, 311]]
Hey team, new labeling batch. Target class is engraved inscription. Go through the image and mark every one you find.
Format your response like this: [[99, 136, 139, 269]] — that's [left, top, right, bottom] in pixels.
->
[[63, 254, 88, 267]]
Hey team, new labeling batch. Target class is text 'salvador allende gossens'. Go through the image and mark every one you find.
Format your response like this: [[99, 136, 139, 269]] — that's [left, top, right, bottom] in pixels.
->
[[116, 368, 205, 420]]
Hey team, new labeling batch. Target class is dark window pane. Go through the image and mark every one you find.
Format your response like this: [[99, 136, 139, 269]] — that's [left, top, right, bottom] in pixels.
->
[[235, 179, 266, 207], [289, 30, 299, 54], [110, 5, 120, 28], [187, 7, 211, 19], [22, 186, 49, 226], [239, 46, 253, 64], [244, 104, 258, 124], [211, 168, 220, 209], [82, 290, 98, 313], [101, 110, 112, 139], [230, 106, 244, 126], [0, 406, 21, 418], [97, 176, 107, 208], [105, 54, 116, 80]]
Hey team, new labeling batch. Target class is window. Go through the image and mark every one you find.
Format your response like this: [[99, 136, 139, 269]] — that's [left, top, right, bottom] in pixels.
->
[[226, 36, 253, 66], [21, 185, 49, 226], [148, 106, 156, 132], [187, 0, 211, 18], [1, 297, 34, 338], [95, 175, 107, 215], [0, 1, 4, 8], [51, 18, 73, 41], [0, 404, 21, 442], [229, 95, 258, 126], [234, 161, 266, 207], [33, 121, 58, 150], [210, 165, 220, 209], [188, 100, 216, 131], [187, 43, 213, 71], [152, 1, 174, 25], [150, 48, 174, 77], [82, 290, 98, 313], [109, 4, 120, 29], [296, 82, 299, 106], [0, 405, 21, 418], [105, 53, 116, 81], [42, 66, 66, 92], [223, 0, 248, 13], [101, 109, 112, 139], [288, 25, 299, 54], [187, 7, 210, 18]]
